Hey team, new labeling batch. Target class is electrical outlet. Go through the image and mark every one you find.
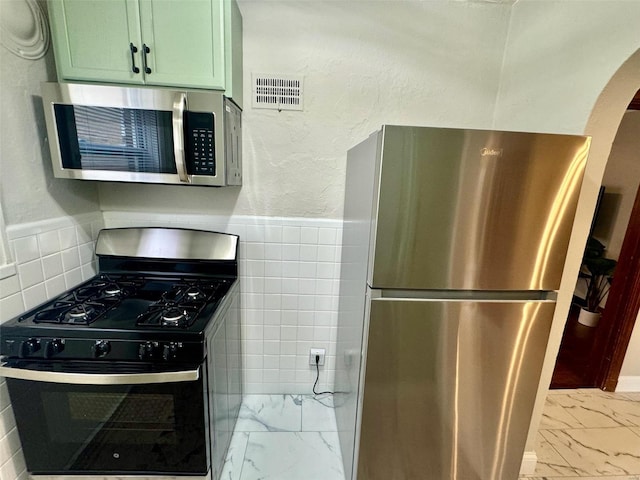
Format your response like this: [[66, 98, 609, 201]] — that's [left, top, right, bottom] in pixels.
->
[[309, 348, 326, 366]]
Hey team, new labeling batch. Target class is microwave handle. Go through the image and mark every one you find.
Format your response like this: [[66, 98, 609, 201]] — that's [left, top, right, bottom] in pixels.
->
[[172, 92, 191, 183], [0, 363, 200, 385]]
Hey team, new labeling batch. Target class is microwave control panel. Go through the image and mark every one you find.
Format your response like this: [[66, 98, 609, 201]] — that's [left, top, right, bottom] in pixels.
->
[[185, 112, 216, 176]]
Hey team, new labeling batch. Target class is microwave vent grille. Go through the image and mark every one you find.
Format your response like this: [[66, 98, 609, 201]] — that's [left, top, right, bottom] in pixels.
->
[[252, 74, 303, 111]]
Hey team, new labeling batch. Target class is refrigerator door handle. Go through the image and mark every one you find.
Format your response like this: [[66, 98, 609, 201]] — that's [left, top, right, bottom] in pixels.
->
[[374, 289, 557, 301]]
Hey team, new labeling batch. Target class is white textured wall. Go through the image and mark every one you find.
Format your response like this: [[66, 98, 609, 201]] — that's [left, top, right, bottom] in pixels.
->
[[493, 0, 640, 456], [98, 0, 511, 218], [493, 1, 640, 135], [0, 4, 100, 226]]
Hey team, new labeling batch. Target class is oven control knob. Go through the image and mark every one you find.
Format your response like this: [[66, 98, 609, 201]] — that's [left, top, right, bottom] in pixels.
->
[[92, 340, 111, 358], [138, 341, 156, 360], [44, 339, 65, 358], [19, 338, 40, 358], [162, 342, 179, 361]]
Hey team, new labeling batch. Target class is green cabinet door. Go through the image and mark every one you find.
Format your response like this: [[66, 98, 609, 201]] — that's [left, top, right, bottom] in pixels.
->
[[49, 0, 145, 84], [138, 0, 225, 89]]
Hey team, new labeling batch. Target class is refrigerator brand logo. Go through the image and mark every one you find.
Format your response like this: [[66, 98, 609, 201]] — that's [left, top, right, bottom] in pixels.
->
[[481, 147, 503, 157]]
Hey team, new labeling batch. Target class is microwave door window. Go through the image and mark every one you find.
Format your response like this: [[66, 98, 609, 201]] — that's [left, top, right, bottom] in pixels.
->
[[54, 104, 177, 174]]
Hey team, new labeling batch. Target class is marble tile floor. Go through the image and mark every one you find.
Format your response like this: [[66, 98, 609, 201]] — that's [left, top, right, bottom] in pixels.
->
[[225, 391, 640, 480], [221, 394, 345, 480], [521, 389, 640, 480]]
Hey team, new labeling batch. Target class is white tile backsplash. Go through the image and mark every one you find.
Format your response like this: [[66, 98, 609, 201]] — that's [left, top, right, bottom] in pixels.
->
[[301, 227, 319, 244], [61, 247, 81, 271], [0, 275, 20, 299], [22, 283, 47, 310], [45, 274, 67, 298], [0, 427, 21, 471], [1, 214, 103, 477], [16, 259, 44, 290], [12, 236, 39, 264], [64, 266, 84, 289], [41, 252, 64, 278], [283, 226, 301, 244], [37, 230, 61, 257], [264, 225, 283, 243], [0, 446, 26, 480], [0, 294, 24, 322], [0, 379, 25, 480], [78, 242, 94, 264], [2, 214, 103, 324], [58, 226, 78, 249]]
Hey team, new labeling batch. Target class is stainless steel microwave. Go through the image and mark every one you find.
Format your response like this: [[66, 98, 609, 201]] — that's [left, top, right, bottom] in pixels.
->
[[41, 82, 242, 186]]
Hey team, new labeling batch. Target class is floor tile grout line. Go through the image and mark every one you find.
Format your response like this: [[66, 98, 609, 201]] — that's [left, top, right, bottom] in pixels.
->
[[535, 432, 580, 477], [541, 426, 640, 477], [539, 428, 584, 475], [553, 396, 633, 429], [238, 431, 250, 480], [555, 397, 593, 428]]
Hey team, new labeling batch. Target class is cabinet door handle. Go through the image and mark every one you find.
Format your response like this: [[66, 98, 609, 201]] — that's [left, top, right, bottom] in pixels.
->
[[142, 44, 152, 74], [129, 43, 140, 74]]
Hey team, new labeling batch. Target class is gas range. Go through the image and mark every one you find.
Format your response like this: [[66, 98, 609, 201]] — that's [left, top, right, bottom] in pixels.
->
[[0, 227, 242, 479], [1, 227, 238, 365], [2, 272, 234, 364]]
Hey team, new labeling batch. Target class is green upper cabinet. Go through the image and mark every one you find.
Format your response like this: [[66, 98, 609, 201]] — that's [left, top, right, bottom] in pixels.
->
[[49, 0, 145, 84], [48, 0, 243, 107], [138, 0, 223, 89]]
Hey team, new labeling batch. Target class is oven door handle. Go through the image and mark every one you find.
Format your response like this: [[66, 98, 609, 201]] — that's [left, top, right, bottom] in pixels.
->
[[0, 363, 200, 385]]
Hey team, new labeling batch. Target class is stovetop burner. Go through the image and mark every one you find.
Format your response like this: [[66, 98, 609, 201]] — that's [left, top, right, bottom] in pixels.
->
[[31, 275, 145, 325], [161, 306, 189, 325], [68, 304, 95, 318], [135, 279, 228, 328], [104, 284, 122, 296], [74, 275, 145, 301]]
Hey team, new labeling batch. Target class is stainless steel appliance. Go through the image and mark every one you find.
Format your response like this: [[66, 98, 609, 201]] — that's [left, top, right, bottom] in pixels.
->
[[42, 82, 242, 186], [335, 126, 591, 480], [0, 228, 242, 480]]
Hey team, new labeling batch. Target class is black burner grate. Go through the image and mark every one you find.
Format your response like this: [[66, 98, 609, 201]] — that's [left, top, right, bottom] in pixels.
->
[[31, 275, 145, 325], [136, 279, 228, 328]]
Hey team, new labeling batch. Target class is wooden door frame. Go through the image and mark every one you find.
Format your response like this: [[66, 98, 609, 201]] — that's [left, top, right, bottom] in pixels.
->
[[588, 180, 640, 391]]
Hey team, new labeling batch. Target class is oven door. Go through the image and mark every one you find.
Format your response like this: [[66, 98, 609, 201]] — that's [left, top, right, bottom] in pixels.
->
[[0, 360, 210, 476]]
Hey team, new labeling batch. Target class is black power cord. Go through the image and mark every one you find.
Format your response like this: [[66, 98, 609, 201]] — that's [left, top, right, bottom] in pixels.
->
[[312, 354, 336, 396]]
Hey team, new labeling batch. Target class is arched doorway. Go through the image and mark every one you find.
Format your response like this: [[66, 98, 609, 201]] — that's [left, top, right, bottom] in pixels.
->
[[543, 50, 640, 390], [551, 98, 640, 390]]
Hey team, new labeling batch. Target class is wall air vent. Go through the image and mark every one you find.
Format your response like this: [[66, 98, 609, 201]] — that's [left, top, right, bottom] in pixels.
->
[[252, 74, 304, 111]]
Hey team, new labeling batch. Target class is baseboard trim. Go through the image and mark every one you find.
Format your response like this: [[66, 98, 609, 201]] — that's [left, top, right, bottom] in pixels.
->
[[616, 376, 640, 392], [520, 450, 538, 475]]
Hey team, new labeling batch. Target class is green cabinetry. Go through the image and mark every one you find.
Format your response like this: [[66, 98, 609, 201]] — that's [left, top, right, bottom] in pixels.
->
[[48, 0, 243, 107]]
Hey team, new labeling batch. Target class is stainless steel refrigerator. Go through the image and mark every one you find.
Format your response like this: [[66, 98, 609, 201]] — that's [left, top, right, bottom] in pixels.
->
[[334, 126, 591, 480]]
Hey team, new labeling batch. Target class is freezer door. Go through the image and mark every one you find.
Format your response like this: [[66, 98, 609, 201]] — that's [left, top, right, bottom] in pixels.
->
[[370, 126, 590, 290], [357, 298, 554, 480]]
